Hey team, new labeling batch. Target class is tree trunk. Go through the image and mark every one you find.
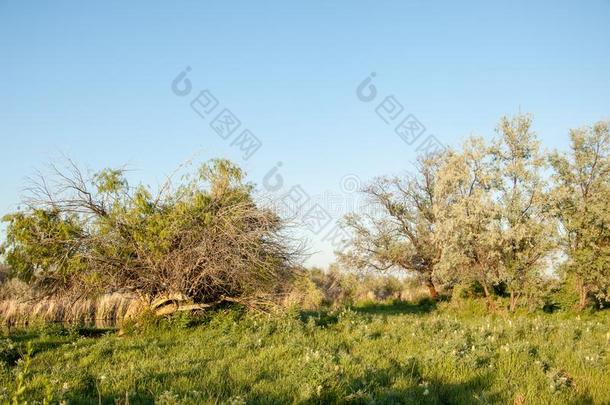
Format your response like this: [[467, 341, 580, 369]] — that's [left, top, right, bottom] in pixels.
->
[[481, 283, 496, 311], [577, 279, 588, 311], [425, 278, 439, 300], [509, 291, 519, 312]]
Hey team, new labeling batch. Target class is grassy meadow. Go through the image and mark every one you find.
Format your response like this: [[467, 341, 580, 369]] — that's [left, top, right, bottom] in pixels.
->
[[1, 301, 609, 404], [3, 1, 610, 403]]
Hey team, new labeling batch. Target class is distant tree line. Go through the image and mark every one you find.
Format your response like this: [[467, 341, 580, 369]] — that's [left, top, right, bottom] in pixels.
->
[[0, 114, 608, 314], [340, 114, 610, 311]]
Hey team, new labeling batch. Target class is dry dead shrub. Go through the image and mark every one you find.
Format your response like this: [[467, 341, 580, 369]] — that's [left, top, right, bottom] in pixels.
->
[[1, 159, 303, 315], [399, 285, 430, 302], [0, 277, 32, 301]]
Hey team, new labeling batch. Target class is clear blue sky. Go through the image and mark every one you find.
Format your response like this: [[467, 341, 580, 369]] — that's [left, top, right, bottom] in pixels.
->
[[1, 1, 609, 266]]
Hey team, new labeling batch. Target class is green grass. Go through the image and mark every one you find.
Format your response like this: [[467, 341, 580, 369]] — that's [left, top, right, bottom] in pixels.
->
[[1, 302, 610, 404]]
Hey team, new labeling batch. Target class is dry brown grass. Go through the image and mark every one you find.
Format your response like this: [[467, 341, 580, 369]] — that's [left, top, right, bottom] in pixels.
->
[[399, 285, 432, 302], [0, 292, 146, 328]]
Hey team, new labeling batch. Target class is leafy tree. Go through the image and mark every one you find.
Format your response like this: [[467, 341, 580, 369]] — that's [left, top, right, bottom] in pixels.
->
[[1, 209, 84, 292], [339, 153, 445, 299], [491, 114, 556, 311], [307, 264, 360, 307], [549, 121, 610, 309], [434, 138, 502, 309]]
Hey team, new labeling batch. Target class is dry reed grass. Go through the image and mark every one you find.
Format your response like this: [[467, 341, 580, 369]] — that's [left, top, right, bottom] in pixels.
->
[[0, 292, 146, 328]]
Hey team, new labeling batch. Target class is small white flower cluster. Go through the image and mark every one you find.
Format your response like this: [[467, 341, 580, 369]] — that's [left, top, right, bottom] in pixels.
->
[[419, 381, 430, 396]]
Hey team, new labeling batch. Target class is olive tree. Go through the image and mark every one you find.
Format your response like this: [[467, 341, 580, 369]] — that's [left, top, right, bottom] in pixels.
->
[[491, 114, 556, 311], [339, 153, 445, 299], [550, 121, 610, 309], [434, 138, 503, 309]]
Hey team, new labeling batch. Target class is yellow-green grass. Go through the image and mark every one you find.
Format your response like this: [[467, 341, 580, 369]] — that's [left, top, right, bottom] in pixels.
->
[[1, 302, 609, 404]]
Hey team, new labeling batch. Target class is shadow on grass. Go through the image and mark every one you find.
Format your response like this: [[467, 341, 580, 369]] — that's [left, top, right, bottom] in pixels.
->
[[62, 390, 155, 405], [352, 299, 438, 316], [42, 349, 598, 405], [7, 326, 114, 340], [299, 310, 341, 327], [330, 374, 500, 405], [2, 327, 114, 366], [78, 362, 498, 405], [298, 299, 438, 327], [89, 360, 500, 405]]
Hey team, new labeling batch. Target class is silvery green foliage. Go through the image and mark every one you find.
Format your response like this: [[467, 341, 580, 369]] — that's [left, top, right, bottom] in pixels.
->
[[341, 114, 610, 310], [550, 121, 610, 306], [339, 153, 446, 297], [490, 114, 556, 310], [434, 137, 503, 304]]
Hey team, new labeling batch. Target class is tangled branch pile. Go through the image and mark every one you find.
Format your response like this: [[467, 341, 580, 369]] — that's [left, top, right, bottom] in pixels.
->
[[1, 159, 301, 313]]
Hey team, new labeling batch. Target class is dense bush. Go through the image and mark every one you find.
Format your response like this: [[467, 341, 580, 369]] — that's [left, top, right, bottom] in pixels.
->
[[0, 159, 301, 312], [288, 266, 429, 310]]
